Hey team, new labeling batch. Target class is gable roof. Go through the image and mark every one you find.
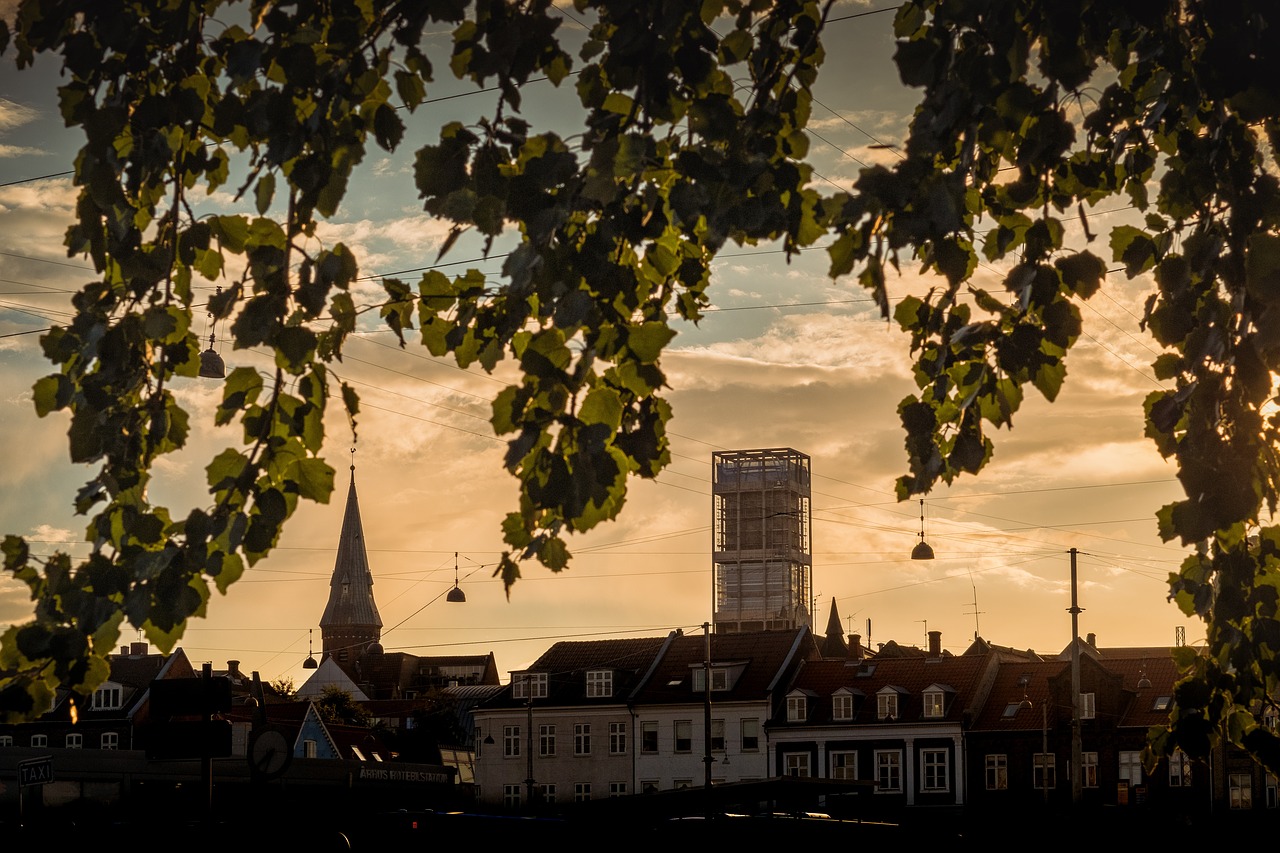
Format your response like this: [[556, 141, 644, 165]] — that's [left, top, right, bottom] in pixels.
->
[[297, 656, 370, 701]]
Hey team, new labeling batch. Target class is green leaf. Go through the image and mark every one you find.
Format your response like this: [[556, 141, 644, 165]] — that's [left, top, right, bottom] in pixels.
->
[[290, 457, 335, 503], [626, 322, 676, 364]]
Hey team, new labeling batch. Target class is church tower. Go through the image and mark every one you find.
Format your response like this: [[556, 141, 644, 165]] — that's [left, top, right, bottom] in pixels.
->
[[318, 466, 383, 667]]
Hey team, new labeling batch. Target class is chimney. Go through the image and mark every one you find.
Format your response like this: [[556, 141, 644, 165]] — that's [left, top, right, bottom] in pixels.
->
[[130, 642, 148, 656], [848, 634, 863, 661], [227, 660, 241, 680], [928, 630, 942, 657], [120, 646, 129, 656], [1086, 632, 1097, 648]]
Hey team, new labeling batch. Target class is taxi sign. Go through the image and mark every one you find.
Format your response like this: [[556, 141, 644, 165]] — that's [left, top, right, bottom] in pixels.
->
[[18, 756, 53, 787]]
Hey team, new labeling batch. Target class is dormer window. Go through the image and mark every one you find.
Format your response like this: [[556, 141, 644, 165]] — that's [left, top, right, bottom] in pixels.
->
[[787, 694, 807, 722], [92, 683, 123, 711], [692, 667, 729, 692], [512, 672, 548, 700], [586, 669, 613, 698], [832, 689, 854, 721], [877, 689, 899, 721], [921, 683, 954, 719]]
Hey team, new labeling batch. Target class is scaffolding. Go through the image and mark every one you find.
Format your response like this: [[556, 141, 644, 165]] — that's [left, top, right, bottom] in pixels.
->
[[712, 448, 812, 633]]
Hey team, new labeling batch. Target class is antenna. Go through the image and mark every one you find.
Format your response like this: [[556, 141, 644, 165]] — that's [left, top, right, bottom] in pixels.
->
[[918, 619, 928, 648], [964, 570, 984, 640]]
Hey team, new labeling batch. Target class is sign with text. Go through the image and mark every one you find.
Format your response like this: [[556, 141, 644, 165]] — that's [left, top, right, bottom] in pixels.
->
[[18, 756, 53, 787]]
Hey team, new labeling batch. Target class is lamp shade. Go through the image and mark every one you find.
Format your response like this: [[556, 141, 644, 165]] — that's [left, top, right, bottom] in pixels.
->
[[199, 346, 225, 379]]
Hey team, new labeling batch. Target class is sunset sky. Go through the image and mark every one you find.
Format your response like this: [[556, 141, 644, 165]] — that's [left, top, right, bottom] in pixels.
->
[[0, 2, 1198, 691]]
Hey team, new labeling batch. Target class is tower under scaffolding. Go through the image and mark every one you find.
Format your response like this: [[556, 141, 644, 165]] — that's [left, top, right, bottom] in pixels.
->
[[712, 448, 813, 633]]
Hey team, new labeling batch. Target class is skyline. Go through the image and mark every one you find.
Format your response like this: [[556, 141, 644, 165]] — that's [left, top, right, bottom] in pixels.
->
[[0, 2, 1199, 690]]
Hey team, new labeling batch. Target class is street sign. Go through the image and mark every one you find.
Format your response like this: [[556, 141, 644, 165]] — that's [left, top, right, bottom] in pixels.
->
[[18, 756, 53, 787]]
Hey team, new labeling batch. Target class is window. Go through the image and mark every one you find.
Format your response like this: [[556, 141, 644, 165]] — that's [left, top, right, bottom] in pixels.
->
[[504, 725, 521, 758], [923, 690, 945, 719], [692, 668, 729, 692], [877, 692, 898, 720], [1153, 695, 1172, 711], [830, 750, 857, 780], [0, 736, 12, 747], [512, 672, 548, 700], [503, 784, 521, 809], [101, 732, 118, 750], [1230, 773, 1252, 809], [574, 782, 592, 802], [921, 749, 949, 792], [31, 734, 47, 748], [1267, 774, 1278, 809], [609, 781, 627, 797], [787, 695, 806, 722], [1033, 753, 1056, 790], [985, 754, 1008, 790], [741, 718, 760, 752], [586, 670, 613, 698], [1169, 749, 1192, 787], [539, 783, 556, 804], [65, 733, 82, 749], [539, 724, 556, 757], [574, 723, 591, 756], [710, 719, 725, 752], [641, 721, 658, 753], [1081, 752, 1098, 788], [641, 780, 660, 794], [92, 684, 122, 711], [785, 752, 811, 777], [609, 722, 626, 755], [832, 692, 853, 721], [1079, 692, 1096, 720], [674, 720, 692, 753], [674, 778, 693, 789], [875, 750, 902, 793], [304, 739, 317, 758], [1118, 751, 1142, 787]]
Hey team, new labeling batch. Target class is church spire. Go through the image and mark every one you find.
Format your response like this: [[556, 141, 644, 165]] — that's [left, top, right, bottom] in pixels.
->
[[318, 450, 382, 666]]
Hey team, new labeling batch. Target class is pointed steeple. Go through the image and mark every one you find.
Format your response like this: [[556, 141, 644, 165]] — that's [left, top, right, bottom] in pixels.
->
[[820, 598, 849, 658], [318, 461, 382, 666]]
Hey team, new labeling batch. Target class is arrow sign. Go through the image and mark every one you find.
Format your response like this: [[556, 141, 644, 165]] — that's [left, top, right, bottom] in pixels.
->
[[18, 756, 53, 787]]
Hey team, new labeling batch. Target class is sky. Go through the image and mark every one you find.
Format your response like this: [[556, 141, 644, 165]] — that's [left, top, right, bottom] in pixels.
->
[[0, 2, 1198, 691]]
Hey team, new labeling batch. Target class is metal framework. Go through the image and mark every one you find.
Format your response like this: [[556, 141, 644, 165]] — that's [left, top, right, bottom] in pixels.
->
[[711, 448, 812, 633]]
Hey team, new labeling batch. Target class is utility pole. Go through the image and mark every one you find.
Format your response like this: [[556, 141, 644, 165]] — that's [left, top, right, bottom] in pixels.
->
[[1069, 547, 1083, 807], [703, 622, 713, 799]]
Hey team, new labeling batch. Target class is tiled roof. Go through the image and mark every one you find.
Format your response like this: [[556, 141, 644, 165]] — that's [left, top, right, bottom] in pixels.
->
[[777, 653, 996, 726], [969, 659, 1066, 731], [969, 650, 1182, 731], [481, 635, 671, 708], [632, 627, 817, 705]]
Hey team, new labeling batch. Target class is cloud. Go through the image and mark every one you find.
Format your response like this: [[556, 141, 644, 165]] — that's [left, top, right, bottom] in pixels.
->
[[0, 98, 37, 134], [0, 144, 46, 158]]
